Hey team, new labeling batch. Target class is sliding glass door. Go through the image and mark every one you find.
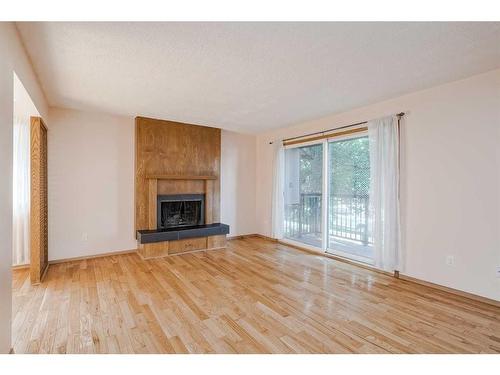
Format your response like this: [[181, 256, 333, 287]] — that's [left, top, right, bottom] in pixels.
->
[[282, 133, 373, 263], [283, 143, 323, 247], [327, 135, 373, 262]]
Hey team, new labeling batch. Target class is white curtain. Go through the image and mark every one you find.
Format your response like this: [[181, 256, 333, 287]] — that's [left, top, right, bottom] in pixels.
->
[[271, 142, 285, 239], [12, 114, 30, 266], [368, 115, 402, 272]]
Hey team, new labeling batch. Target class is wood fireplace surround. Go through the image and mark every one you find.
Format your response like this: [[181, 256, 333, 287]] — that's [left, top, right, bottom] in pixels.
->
[[135, 117, 229, 259]]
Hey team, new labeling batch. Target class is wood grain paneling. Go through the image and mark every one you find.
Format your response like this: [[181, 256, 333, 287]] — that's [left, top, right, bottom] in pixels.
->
[[146, 175, 217, 180], [30, 117, 48, 285], [138, 241, 169, 259], [169, 237, 208, 255], [148, 179, 157, 230], [138, 234, 227, 259], [135, 117, 221, 232], [157, 179, 205, 195], [207, 234, 226, 250], [205, 180, 214, 225]]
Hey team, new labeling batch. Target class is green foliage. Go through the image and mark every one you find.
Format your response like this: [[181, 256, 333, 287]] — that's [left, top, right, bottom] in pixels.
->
[[298, 144, 323, 194], [296, 137, 370, 197], [329, 137, 370, 197]]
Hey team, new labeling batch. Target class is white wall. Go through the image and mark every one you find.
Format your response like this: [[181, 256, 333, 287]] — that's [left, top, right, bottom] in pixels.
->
[[256, 69, 500, 301], [14, 73, 40, 121], [48, 108, 136, 261], [0, 23, 48, 353], [221, 130, 257, 236], [47, 109, 258, 260], [13, 73, 40, 267]]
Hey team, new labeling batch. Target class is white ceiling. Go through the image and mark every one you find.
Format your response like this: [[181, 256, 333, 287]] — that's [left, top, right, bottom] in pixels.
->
[[17, 22, 500, 133]]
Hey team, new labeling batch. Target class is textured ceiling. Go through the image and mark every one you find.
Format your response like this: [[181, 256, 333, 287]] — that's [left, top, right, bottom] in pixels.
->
[[17, 22, 500, 133]]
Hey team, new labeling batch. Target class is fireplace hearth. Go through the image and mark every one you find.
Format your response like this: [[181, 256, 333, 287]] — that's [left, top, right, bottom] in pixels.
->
[[157, 194, 205, 229]]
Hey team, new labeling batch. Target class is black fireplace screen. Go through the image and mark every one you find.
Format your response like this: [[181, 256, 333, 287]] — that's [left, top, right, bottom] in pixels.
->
[[157, 194, 205, 229]]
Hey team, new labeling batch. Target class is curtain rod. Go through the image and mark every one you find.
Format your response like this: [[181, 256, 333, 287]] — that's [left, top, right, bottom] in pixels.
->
[[269, 112, 405, 144]]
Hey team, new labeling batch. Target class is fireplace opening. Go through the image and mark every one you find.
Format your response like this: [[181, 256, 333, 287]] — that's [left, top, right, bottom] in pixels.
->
[[157, 194, 205, 229]]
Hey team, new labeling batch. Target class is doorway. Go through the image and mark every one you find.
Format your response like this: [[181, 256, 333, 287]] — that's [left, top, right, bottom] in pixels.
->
[[283, 132, 374, 264], [12, 72, 48, 282]]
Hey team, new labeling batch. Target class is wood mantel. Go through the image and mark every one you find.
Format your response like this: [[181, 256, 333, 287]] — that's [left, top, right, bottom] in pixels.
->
[[145, 175, 217, 180]]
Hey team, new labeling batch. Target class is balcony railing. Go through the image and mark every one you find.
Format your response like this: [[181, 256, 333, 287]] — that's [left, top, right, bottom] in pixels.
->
[[284, 193, 372, 245], [284, 193, 322, 239]]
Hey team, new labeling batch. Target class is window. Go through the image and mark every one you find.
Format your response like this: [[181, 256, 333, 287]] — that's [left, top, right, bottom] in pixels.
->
[[328, 136, 373, 262], [282, 132, 373, 263], [284, 143, 323, 247]]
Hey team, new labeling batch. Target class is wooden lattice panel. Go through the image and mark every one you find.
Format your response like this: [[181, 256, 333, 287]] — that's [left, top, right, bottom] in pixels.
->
[[30, 117, 49, 284]]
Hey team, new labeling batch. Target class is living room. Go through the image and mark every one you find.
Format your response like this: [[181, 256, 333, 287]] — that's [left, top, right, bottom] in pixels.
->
[[1, 1, 499, 372]]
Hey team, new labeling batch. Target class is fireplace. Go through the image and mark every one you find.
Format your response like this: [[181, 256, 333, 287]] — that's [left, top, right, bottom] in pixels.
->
[[157, 194, 205, 229]]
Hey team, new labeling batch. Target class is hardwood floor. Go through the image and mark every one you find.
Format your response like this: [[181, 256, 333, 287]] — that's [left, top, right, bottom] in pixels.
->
[[12, 237, 500, 354]]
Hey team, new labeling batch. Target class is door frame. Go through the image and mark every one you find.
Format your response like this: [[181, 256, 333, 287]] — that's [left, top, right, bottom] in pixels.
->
[[282, 129, 374, 265]]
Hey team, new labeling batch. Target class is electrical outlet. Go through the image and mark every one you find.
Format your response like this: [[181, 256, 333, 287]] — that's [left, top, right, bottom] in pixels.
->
[[496, 266, 500, 278], [81, 232, 88, 241], [445, 255, 455, 266]]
